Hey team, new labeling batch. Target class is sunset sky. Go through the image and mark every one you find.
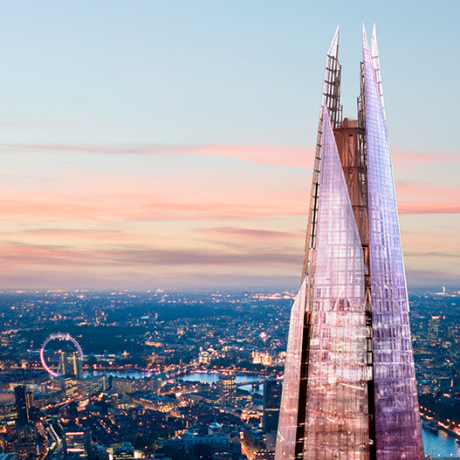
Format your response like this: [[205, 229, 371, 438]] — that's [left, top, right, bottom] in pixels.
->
[[0, 1, 459, 290]]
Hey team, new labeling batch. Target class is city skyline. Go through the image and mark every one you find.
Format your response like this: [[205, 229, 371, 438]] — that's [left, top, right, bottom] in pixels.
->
[[0, 2, 458, 290]]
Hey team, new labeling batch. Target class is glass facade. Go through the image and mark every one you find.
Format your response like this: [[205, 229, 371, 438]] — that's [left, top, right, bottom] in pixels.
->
[[275, 25, 424, 460], [363, 26, 424, 460], [276, 278, 306, 460], [263, 379, 283, 433], [302, 107, 369, 459]]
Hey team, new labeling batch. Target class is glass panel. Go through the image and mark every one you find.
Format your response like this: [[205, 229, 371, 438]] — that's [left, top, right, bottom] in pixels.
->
[[276, 28, 342, 460], [302, 106, 369, 460], [363, 25, 424, 460], [370, 24, 386, 120], [275, 278, 306, 460]]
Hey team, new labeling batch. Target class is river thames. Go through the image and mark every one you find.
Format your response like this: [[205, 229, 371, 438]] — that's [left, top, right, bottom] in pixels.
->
[[423, 426, 460, 458]]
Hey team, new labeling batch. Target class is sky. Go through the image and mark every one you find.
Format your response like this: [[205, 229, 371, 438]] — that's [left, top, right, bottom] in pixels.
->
[[0, 1, 459, 290]]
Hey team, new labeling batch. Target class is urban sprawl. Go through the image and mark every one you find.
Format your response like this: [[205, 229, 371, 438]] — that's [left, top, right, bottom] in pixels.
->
[[0, 288, 457, 460]]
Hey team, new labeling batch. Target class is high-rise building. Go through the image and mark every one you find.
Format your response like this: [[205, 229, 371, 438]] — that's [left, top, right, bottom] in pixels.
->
[[275, 25, 424, 460], [218, 373, 236, 406], [14, 385, 33, 426], [263, 379, 282, 433], [64, 428, 92, 459], [428, 315, 441, 341], [59, 351, 82, 378]]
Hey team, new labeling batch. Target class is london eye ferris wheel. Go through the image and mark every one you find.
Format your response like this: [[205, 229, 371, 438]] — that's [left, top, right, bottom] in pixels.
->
[[40, 333, 83, 378]]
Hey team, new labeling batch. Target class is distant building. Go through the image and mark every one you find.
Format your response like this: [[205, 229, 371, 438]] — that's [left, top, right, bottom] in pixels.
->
[[12, 442, 36, 460], [92, 446, 109, 460], [428, 316, 441, 341], [80, 375, 108, 395], [113, 442, 134, 460], [64, 428, 92, 459], [252, 352, 273, 367], [199, 351, 211, 365], [112, 378, 133, 394], [112, 377, 157, 394], [151, 379, 162, 393], [59, 351, 82, 378], [98, 390, 118, 406], [242, 429, 273, 460], [140, 315, 151, 326], [218, 373, 236, 405], [14, 385, 33, 426], [132, 378, 152, 392], [263, 379, 281, 433]]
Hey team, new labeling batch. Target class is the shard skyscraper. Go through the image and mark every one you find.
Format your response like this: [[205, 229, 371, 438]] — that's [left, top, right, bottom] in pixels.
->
[[275, 25, 424, 460]]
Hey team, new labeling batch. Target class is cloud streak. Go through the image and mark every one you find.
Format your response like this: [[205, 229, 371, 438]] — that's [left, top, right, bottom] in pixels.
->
[[396, 182, 460, 214], [2, 141, 459, 170], [393, 150, 460, 165], [0, 142, 459, 289], [0, 241, 301, 268], [0, 186, 309, 222], [196, 226, 301, 241], [0, 143, 314, 169]]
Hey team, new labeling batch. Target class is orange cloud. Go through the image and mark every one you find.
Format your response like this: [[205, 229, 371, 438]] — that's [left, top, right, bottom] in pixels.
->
[[0, 183, 309, 222]]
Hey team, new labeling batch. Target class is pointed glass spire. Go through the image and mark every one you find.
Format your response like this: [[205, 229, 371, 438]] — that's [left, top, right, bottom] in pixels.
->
[[370, 23, 386, 119], [328, 25, 339, 59], [301, 106, 369, 459], [277, 26, 423, 459], [363, 24, 424, 460], [278, 29, 344, 460], [323, 25, 340, 109], [302, 26, 342, 282]]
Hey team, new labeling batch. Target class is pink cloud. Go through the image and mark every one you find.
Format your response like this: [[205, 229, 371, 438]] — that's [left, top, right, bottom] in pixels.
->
[[0, 228, 132, 241], [196, 226, 301, 241], [396, 182, 460, 214], [0, 242, 301, 268], [393, 150, 460, 165], [0, 143, 314, 169], [0, 184, 309, 222], [3, 141, 459, 170]]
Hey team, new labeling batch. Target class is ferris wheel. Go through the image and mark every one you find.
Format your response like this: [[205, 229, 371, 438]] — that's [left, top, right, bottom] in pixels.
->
[[40, 333, 84, 378]]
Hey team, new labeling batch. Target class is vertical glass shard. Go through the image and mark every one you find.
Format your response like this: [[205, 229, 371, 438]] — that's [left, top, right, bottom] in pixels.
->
[[302, 26, 342, 283], [302, 106, 369, 460], [277, 28, 343, 460], [363, 25, 424, 460], [370, 23, 386, 120], [275, 278, 307, 460]]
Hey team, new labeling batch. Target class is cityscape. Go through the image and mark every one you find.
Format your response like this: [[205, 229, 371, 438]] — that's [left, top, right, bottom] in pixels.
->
[[0, 288, 459, 460], [0, 2, 459, 460]]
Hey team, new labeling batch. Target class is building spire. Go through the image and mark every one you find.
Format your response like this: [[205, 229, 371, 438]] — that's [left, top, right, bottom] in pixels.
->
[[363, 20, 425, 459], [362, 21, 369, 54], [370, 23, 386, 119], [327, 25, 340, 61], [276, 25, 424, 460]]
